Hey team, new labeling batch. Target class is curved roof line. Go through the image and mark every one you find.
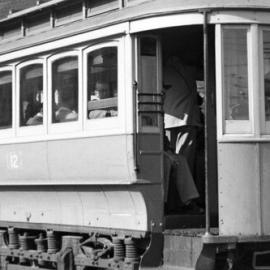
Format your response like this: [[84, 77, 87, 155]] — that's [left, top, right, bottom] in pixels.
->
[[0, 0, 69, 23], [2, 0, 270, 24]]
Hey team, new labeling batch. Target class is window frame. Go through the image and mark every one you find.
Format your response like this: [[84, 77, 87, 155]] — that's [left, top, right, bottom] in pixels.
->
[[259, 26, 270, 135], [16, 59, 47, 137], [217, 24, 256, 138], [0, 66, 15, 139], [82, 39, 125, 133], [136, 35, 162, 134], [222, 25, 253, 134], [47, 50, 83, 135]]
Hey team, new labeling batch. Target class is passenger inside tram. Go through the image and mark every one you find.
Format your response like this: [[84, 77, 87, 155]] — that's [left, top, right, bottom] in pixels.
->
[[52, 58, 78, 123], [54, 87, 78, 122], [160, 28, 206, 215], [25, 90, 43, 126], [163, 55, 204, 214], [87, 47, 118, 119], [20, 65, 43, 126], [88, 81, 118, 119]]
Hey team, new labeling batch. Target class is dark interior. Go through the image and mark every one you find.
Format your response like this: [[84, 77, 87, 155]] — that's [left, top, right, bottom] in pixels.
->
[[154, 25, 218, 229]]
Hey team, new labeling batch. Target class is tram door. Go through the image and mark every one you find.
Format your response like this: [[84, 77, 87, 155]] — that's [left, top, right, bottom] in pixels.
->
[[134, 36, 164, 185], [134, 29, 218, 227]]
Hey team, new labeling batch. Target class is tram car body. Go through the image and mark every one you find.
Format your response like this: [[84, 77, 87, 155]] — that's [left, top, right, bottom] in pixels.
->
[[0, 0, 270, 269]]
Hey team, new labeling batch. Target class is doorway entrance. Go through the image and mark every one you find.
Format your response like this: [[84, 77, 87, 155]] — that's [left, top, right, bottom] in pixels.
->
[[160, 25, 218, 229]]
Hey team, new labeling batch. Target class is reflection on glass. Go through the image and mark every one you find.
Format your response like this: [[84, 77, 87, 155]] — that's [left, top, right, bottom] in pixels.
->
[[223, 28, 249, 120], [263, 31, 270, 121], [52, 57, 78, 123], [0, 71, 12, 129], [140, 37, 158, 127], [87, 47, 118, 119], [20, 65, 43, 126]]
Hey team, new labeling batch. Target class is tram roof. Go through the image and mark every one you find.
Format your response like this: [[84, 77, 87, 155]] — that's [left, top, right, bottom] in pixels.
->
[[2, 0, 270, 22], [1, 0, 270, 60]]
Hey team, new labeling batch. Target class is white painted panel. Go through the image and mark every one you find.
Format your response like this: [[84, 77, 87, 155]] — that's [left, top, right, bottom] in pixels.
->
[[0, 23, 129, 63], [210, 11, 270, 25], [129, 13, 203, 33], [0, 191, 61, 224], [0, 134, 137, 185], [0, 142, 49, 183], [47, 135, 133, 183], [0, 188, 148, 231], [260, 144, 270, 234], [79, 188, 111, 228], [218, 143, 260, 235]]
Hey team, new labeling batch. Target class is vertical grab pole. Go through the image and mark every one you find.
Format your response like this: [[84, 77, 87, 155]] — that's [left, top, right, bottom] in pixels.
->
[[203, 10, 211, 235]]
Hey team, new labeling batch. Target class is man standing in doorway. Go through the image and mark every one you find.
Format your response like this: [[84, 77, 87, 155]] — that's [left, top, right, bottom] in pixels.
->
[[163, 56, 202, 176]]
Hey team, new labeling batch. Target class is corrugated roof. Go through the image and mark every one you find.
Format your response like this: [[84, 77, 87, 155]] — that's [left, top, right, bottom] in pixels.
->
[[0, 0, 51, 20]]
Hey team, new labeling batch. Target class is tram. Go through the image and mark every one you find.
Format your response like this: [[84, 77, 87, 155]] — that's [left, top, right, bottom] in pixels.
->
[[0, 0, 270, 269]]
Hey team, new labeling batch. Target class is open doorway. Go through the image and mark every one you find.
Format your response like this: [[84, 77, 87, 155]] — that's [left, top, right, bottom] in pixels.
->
[[159, 25, 217, 228]]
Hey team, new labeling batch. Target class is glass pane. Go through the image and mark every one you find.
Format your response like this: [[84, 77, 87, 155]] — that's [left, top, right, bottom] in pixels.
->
[[55, 3, 82, 27], [263, 31, 270, 121], [141, 37, 157, 93], [0, 71, 12, 129], [52, 57, 78, 123], [87, 47, 118, 119], [20, 64, 43, 126], [26, 12, 50, 35], [223, 28, 249, 121], [1, 22, 21, 41], [87, 0, 118, 17], [140, 37, 158, 127]]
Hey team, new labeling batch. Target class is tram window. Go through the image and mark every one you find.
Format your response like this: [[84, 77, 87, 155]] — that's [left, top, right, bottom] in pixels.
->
[[87, 47, 118, 119], [139, 37, 159, 128], [0, 71, 12, 129], [54, 2, 82, 27], [86, 0, 118, 17], [223, 28, 249, 122], [52, 57, 78, 123], [20, 65, 43, 126], [0, 21, 21, 41], [263, 31, 270, 122], [25, 12, 50, 35]]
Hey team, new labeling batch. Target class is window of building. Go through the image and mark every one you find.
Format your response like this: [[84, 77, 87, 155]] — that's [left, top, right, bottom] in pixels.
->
[[52, 57, 79, 123], [222, 27, 251, 134], [0, 71, 12, 129], [19, 64, 43, 127], [87, 47, 118, 120]]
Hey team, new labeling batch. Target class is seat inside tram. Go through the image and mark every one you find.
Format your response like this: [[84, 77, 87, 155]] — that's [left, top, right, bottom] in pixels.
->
[[156, 25, 218, 228]]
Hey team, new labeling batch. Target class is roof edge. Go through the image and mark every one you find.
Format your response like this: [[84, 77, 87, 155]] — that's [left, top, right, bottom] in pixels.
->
[[0, 0, 70, 23]]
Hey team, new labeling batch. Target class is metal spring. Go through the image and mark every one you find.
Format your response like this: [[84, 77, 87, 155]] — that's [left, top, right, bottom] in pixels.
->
[[19, 232, 29, 250], [47, 231, 57, 253], [35, 233, 46, 252], [113, 237, 125, 261], [124, 238, 139, 263], [35, 233, 46, 266], [8, 227, 19, 249]]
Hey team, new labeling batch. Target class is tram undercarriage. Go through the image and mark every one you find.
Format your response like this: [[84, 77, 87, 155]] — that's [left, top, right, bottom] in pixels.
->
[[0, 225, 149, 270]]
